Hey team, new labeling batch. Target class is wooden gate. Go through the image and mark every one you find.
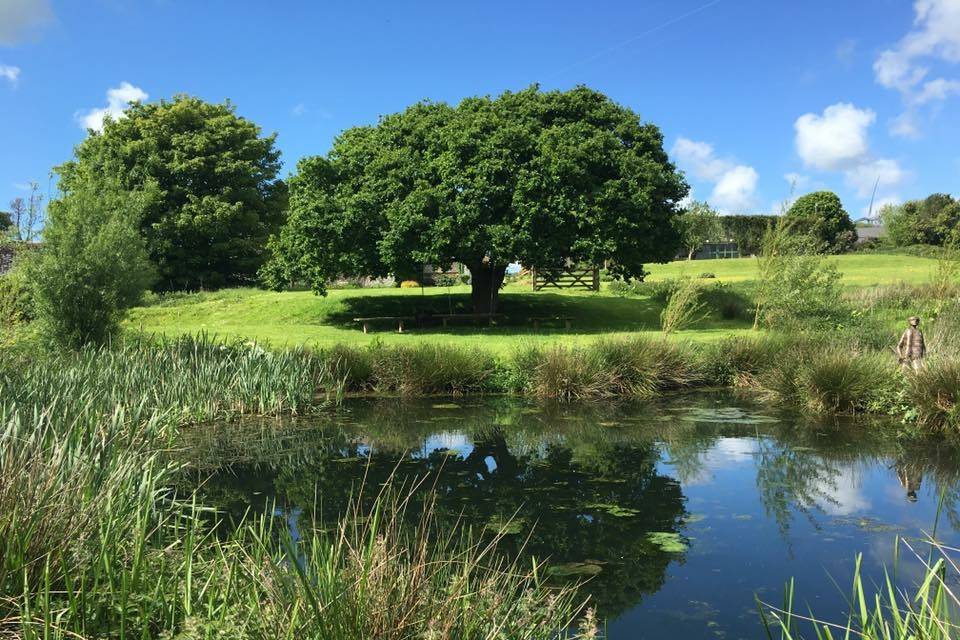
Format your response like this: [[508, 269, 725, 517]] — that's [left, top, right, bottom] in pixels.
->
[[531, 265, 600, 292]]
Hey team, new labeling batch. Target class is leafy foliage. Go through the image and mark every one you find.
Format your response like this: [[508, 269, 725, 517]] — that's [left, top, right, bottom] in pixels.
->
[[263, 85, 688, 312], [674, 200, 721, 259], [719, 214, 777, 256], [784, 190, 857, 253], [882, 193, 960, 247], [28, 180, 156, 348], [56, 95, 287, 291], [753, 218, 845, 329]]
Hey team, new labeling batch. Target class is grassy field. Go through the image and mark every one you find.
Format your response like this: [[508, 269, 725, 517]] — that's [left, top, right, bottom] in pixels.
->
[[126, 253, 942, 351], [647, 252, 941, 285]]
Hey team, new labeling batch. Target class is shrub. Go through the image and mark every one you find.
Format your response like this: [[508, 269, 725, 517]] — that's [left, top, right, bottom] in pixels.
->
[[29, 181, 156, 348], [0, 263, 34, 328], [399, 280, 420, 288], [698, 272, 716, 279], [906, 359, 960, 430], [660, 278, 706, 334]]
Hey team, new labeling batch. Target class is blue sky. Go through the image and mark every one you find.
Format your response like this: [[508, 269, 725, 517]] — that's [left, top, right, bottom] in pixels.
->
[[2, 0, 958, 218]]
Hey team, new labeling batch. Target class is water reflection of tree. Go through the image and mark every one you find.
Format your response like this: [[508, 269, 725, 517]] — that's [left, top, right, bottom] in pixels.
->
[[180, 402, 689, 619], [174, 394, 960, 618]]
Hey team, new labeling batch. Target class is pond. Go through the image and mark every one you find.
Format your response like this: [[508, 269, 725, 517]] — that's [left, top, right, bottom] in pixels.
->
[[177, 391, 960, 639]]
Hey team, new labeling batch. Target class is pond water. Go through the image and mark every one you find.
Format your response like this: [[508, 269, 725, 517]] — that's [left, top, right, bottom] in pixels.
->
[[177, 391, 960, 639]]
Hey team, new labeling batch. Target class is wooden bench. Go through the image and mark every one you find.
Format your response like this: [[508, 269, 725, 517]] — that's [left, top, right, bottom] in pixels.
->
[[435, 313, 505, 328], [353, 316, 415, 333], [528, 316, 573, 330]]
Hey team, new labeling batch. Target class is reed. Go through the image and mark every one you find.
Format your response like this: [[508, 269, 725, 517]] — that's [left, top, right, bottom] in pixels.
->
[[760, 536, 959, 640], [0, 402, 588, 638], [514, 337, 702, 400]]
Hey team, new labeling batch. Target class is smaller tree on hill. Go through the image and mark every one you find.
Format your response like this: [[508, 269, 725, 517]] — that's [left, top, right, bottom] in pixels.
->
[[675, 201, 721, 260], [784, 191, 856, 253]]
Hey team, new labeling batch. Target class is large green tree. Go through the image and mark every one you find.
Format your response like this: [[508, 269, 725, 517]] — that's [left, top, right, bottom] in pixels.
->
[[784, 190, 857, 253], [57, 96, 287, 291], [263, 86, 687, 313]]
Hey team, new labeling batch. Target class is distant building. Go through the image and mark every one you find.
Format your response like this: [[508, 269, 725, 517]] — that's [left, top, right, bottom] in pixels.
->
[[854, 224, 886, 243]]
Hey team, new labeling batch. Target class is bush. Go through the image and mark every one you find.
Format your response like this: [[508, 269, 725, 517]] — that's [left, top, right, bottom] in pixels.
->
[[29, 182, 156, 348], [0, 263, 34, 328], [399, 280, 420, 288], [698, 272, 716, 279], [907, 359, 960, 430]]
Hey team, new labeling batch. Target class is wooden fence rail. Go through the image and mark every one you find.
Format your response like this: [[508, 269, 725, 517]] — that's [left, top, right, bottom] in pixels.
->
[[531, 266, 600, 292]]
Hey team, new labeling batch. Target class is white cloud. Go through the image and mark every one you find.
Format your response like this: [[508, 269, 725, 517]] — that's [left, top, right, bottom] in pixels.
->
[[671, 138, 730, 181], [875, 0, 960, 134], [794, 103, 875, 171], [712, 165, 758, 212], [889, 111, 921, 139], [77, 82, 148, 132], [291, 103, 307, 116], [912, 77, 960, 104], [844, 158, 909, 198], [0, 0, 52, 45], [0, 64, 20, 87], [671, 137, 758, 212]]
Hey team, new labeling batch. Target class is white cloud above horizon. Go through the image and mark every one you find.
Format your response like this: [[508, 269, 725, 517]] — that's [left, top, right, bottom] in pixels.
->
[[874, 0, 960, 136], [794, 103, 875, 171], [0, 65, 20, 87], [671, 137, 758, 212], [793, 102, 908, 204], [844, 158, 910, 198], [76, 82, 148, 132], [0, 0, 52, 45]]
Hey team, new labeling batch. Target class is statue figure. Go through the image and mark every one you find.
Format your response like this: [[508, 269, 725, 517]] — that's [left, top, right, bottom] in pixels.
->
[[897, 316, 925, 371]]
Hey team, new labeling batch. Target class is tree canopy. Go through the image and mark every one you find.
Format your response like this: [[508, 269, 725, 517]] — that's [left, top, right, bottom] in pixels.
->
[[674, 200, 721, 259], [784, 191, 856, 253], [263, 86, 688, 313], [882, 193, 960, 247], [57, 95, 287, 291]]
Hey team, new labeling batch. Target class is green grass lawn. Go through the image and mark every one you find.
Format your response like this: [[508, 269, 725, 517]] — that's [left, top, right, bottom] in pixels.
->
[[126, 253, 943, 351], [646, 253, 941, 286]]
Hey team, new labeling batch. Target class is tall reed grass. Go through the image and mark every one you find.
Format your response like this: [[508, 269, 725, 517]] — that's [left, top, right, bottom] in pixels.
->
[[0, 334, 344, 430], [513, 337, 702, 400], [0, 400, 589, 637], [760, 536, 959, 640]]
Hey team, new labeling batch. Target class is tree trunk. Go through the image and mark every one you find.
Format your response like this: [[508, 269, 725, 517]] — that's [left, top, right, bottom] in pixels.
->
[[687, 248, 695, 260], [469, 262, 508, 314]]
